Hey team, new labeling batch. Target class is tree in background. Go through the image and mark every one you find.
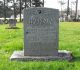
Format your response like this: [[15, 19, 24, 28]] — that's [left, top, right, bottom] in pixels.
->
[[58, 0, 65, 21], [0, 0, 44, 22], [67, 0, 70, 19], [13, 0, 16, 19], [70, 0, 78, 21], [19, 0, 22, 22], [75, 0, 78, 21], [3, 0, 13, 23], [4, 0, 6, 20], [16, 0, 31, 22], [0, 1, 4, 17], [32, 0, 43, 7]]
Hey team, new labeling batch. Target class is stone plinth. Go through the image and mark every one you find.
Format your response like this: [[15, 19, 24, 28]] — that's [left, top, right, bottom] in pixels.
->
[[10, 50, 72, 61]]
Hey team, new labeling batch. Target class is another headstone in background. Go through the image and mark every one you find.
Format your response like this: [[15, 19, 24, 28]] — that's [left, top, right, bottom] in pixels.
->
[[8, 19, 17, 28], [0, 19, 3, 24], [6, 19, 19, 29]]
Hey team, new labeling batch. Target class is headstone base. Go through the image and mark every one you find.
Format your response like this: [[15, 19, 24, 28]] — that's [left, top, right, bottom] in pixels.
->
[[10, 50, 72, 61]]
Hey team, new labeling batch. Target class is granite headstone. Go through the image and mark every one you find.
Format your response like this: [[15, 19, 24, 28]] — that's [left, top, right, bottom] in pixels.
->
[[8, 19, 17, 28], [0, 19, 3, 24], [23, 7, 59, 56], [10, 7, 72, 61]]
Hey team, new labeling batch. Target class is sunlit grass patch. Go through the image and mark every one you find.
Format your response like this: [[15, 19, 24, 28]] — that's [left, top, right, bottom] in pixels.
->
[[0, 22, 80, 70]]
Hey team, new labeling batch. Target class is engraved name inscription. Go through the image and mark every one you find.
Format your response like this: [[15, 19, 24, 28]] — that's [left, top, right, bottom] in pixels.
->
[[30, 15, 51, 26]]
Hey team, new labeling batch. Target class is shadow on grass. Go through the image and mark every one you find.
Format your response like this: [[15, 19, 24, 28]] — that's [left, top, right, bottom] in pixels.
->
[[71, 56, 80, 62], [5, 27, 21, 29]]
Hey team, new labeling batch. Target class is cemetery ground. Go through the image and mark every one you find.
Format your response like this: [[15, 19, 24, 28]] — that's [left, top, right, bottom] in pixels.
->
[[0, 22, 80, 70]]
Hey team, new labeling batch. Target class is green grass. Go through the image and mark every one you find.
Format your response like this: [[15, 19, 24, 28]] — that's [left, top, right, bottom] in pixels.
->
[[0, 22, 80, 70]]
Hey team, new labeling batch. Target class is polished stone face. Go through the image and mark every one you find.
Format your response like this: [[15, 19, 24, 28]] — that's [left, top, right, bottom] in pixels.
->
[[23, 7, 59, 56]]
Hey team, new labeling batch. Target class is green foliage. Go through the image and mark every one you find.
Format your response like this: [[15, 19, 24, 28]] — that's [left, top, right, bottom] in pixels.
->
[[0, 22, 80, 70], [32, 0, 43, 7]]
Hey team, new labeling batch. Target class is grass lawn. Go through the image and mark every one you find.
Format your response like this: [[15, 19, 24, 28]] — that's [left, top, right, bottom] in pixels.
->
[[0, 22, 80, 70]]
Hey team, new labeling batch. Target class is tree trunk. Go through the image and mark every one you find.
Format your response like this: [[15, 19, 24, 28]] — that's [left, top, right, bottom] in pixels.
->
[[67, 0, 69, 21], [4, 0, 6, 20], [30, 0, 31, 7], [25, 0, 26, 8], [20, 0, 22, 22], [43, 0, 44, 7], [75, 0, 78, 21], [13, 0, 16, 19]]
